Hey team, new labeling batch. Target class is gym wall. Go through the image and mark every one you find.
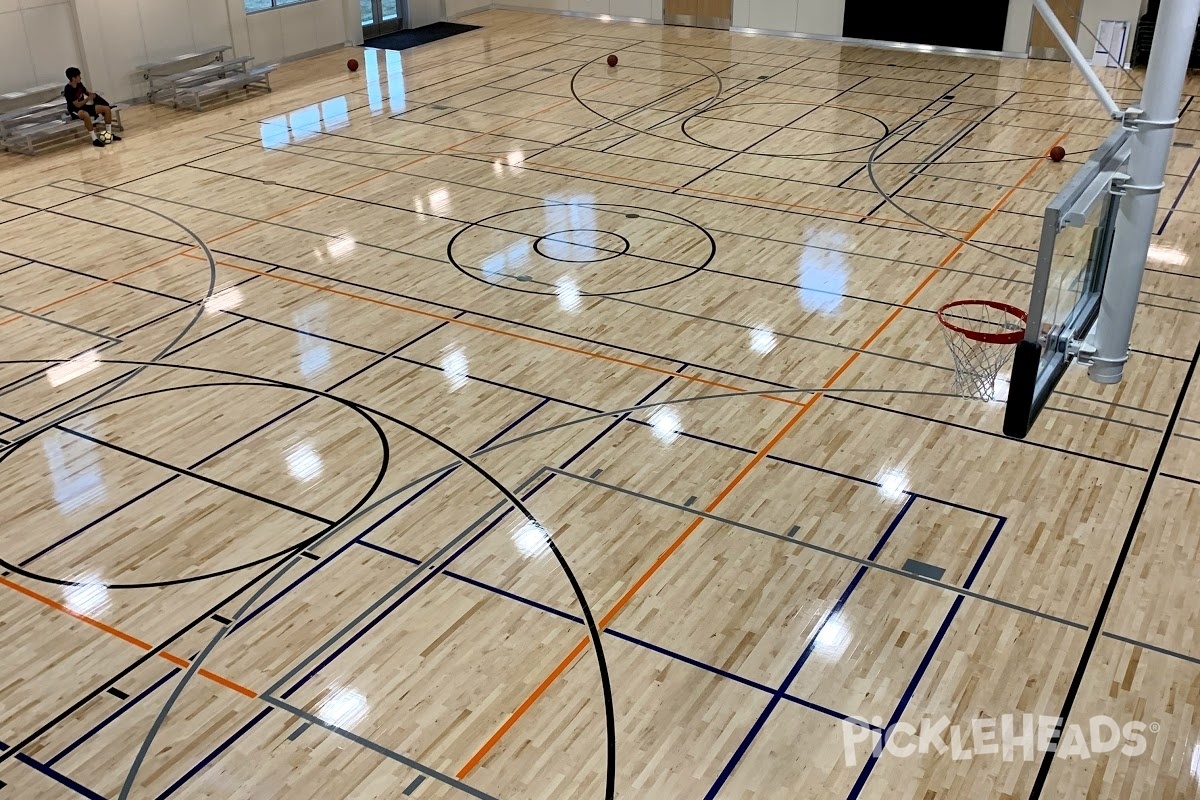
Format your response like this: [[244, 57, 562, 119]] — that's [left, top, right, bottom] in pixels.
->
[[0, 0, 81, 94]]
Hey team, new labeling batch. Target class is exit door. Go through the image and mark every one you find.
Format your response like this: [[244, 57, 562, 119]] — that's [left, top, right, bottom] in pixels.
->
[[1030, 0, 1083, 60], [362, 0, 402, 38]]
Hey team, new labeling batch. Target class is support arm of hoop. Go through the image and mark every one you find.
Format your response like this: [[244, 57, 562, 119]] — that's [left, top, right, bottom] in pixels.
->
[[1033, 0, 1124, 119]]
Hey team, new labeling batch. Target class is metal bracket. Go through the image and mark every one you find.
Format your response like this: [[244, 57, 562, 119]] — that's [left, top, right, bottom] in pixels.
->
[[1123, 182, 1167, 194], [1067, 337, 1098, 364], [1122, 107, 1180, 129]]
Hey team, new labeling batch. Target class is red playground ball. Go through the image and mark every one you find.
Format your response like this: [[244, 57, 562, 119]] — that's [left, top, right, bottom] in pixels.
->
[[1049, 145, 1066, 163], [347, 58, 359, 73], [606, 54, 618, 67]]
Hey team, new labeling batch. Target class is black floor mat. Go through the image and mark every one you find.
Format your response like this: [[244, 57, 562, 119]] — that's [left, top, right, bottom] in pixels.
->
[[364, 22, 481, 52]]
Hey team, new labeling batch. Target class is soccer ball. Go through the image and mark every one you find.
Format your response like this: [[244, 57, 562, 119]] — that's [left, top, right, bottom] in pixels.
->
[[96, 129, 113, 144]]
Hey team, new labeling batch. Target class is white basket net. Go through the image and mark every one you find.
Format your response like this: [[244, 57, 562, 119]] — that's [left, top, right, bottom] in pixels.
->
[[937, 300, 1027, 402]]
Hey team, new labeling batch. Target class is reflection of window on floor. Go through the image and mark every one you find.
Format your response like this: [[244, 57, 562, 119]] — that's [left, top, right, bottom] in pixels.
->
[[42, 423, 106, 515], [245, 0, 308, 12], [295, 302, 332, 378], [483, 240, 531, 283], [259, 97, 351, 147], [543, 195, 595, 232]]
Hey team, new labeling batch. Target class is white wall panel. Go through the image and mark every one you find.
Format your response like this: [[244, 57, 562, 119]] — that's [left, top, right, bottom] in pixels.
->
[[246, 5, 285, 61], [797, 0, 841, 35], [281, 0, 320, 55], [408, 0, 444, 27], [570, 0, 608, 14], [0, 0, 81, 94], [610, 0, 654, 19], [746, 0, 798, 32], [189, 0, 233, 45], [22, 1, 76, 84], [139, 0, 198, 60], [0, 11, 37, 92], [314, 0, 348, 47]]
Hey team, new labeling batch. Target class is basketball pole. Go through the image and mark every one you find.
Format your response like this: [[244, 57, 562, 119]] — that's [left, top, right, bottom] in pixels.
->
[[1089, 0, 1200, 383]]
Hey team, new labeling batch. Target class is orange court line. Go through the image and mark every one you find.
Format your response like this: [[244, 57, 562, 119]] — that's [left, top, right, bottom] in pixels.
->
[[175, 250, 808, 408], [0, 168, 396, 330], [455, 130, 1070, 780], [0, 249, 197, 330], [0, 575, 256, 698]]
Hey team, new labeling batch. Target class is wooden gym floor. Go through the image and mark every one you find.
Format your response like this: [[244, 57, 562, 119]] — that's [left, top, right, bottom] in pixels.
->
[[2, 10, 1200, 798]]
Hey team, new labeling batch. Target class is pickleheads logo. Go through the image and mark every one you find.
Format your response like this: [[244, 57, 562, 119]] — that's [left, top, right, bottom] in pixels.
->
[[841, 715, 1159, 766]]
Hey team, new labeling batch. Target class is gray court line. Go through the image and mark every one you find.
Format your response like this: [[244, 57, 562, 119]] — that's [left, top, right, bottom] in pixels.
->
[[0, 302, 122, 343], [1040, 404, 1163, 433], [909, 117, 990, 175], [262, 469, 547, 698], [1100, 631, 1200, 667], [545, 466, 1087, 631], [486, 270, 954, 374], [403, 775, 427, 795], [285, 721, 311, 741], [262, 696, 498, 800], [0, 194, 217, 456]]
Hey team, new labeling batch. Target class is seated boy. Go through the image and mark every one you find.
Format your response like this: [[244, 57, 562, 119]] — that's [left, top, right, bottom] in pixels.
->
[[63, 67, 121, 147]]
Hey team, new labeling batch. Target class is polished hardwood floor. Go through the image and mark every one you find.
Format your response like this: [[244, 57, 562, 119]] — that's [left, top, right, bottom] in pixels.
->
[[1, 10, 1200, 798]]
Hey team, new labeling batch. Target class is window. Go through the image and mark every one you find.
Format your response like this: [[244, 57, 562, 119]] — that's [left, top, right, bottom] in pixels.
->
[[245, 0, 313, 12]]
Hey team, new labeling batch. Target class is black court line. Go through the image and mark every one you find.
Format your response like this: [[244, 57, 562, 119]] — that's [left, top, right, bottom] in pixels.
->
[[24, 186, 930, 395], [0, 300, 122, 343], [1028, 329, 1200, 798], [862, 92, 1015, 222], [28, 181, 1171, 439], [1157, 149, 1200, 236], [198, 129, 1072, 297], [0, 555, 292, 768], [672, 75, 876, 193], [838, 76, 980, 189], [6, 314, 444, 575], [828, 396, 1151, 470], [511, 28, 1140, 98], [43, 425, 335, 525], [181, 132, 973, 273]]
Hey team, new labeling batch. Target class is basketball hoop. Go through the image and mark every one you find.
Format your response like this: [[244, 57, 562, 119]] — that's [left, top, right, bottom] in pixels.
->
[[937, 299, 1027, 402]]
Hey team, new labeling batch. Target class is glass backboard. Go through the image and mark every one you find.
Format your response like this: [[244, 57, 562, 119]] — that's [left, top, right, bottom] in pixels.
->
[[1003, 126, 1132, 439]]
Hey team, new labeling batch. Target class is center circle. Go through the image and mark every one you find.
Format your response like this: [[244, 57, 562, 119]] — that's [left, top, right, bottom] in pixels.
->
[[447, 203, 716, 297], [533, 229, 631, 263]]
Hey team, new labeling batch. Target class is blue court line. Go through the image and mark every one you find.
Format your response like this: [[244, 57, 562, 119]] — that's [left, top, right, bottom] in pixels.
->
[[354, 537, 884, 734], [844, 515, 1007, 799], [149, 377, 678, 798], [42, 396, 549, 767], [153, 708, 273, 799], [701, 494, 918, 800], [0, 739, 103, 799], [46, 668, 179, 766], [229, 395, 550, 633], [4, 260, 1018, 519], [96, 306, 1007, 517], [273, 372, 680, 702]]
